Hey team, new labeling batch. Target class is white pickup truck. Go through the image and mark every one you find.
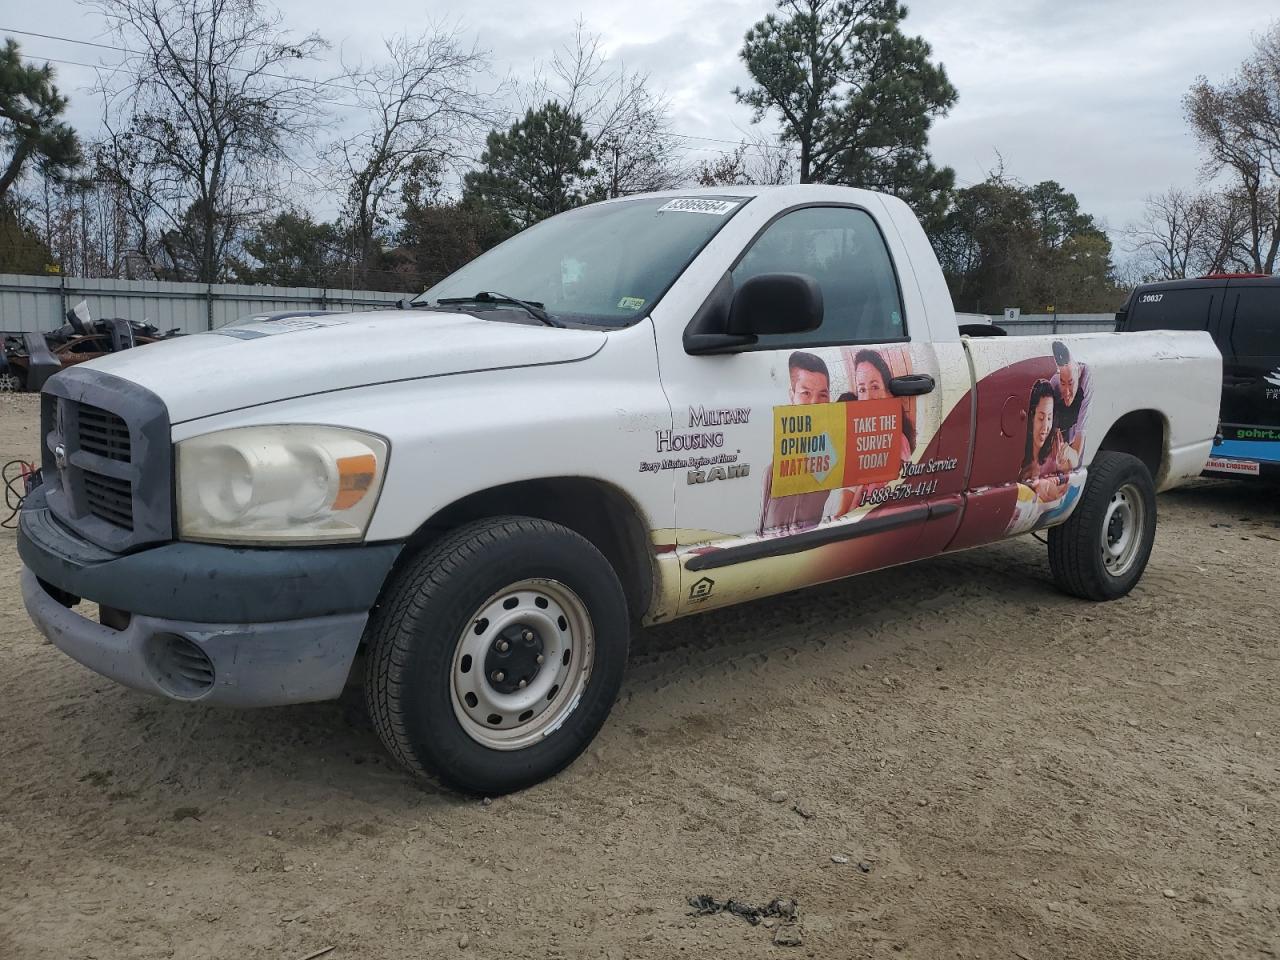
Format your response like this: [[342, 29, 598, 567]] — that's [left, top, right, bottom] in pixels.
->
[[19, 186, 1220, 794]]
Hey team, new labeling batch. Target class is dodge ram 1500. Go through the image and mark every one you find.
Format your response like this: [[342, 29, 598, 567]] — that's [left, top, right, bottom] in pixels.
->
[[19, 185, 1221, 793]]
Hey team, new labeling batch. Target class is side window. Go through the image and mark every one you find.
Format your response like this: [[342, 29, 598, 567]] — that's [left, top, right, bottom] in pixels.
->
[[1230, 287, 1280, 359], [732, 206, 905, 345], [1126, 288, 1218, 333]]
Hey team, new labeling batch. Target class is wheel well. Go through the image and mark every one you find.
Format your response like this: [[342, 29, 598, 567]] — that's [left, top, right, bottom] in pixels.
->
[[403, 478, 654, 620], [1097, 410, 1166, 482]]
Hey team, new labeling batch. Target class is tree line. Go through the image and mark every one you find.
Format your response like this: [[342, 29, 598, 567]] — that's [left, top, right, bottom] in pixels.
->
[[4, 0, 1274, 313]]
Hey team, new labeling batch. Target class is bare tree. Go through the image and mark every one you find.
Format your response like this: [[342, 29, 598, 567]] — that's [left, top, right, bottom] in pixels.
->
[[92, 0, 327, 285], [6, 145, 149, 278], [1196, 190, 1258, 274], [1184, 21, 1280, 275], [329, 27, 496, 282], [535, 25, 684, 197], [693, 134, 795, 186], [1125, 188, 1256, 281], [1124, 188, 1211, 280]]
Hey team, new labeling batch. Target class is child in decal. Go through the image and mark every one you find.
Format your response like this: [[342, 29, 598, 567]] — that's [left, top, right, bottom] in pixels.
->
[[758, 352, 835, 536]]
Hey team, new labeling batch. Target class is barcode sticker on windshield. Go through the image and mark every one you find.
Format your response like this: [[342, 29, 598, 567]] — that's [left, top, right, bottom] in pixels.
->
[[658, 198, 741, 216]]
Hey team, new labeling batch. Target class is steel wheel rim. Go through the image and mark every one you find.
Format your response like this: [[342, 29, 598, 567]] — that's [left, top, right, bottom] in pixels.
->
[[450, 578, 594, 751], [1101, 482, 1144, 578]]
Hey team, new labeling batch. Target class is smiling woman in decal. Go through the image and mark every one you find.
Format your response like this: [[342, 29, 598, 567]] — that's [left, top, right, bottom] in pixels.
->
[[827, 348, 915, 519], [852, 349, 915, 459], [1019, 378, 1068, 502]]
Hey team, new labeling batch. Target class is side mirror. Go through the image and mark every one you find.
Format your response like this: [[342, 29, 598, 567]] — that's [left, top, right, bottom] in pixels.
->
[[726, 273, 823, 337]]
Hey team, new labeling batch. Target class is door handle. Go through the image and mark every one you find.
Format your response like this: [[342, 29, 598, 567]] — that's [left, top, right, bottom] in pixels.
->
[[889, 374, 935, 396]]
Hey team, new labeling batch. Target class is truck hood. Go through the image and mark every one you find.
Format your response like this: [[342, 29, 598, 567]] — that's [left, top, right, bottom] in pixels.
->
[[82, 310, 607, 424]]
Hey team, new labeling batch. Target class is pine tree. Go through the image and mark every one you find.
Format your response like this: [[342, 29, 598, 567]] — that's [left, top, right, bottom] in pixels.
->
[[462, 103, 599, 230], [734, 0, 956, 222], [0, 39, 82, 203]]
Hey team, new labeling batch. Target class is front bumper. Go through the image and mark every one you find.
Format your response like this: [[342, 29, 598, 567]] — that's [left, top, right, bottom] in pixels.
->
[[18, 492, 403, 707], [23, 570, 369, 706]]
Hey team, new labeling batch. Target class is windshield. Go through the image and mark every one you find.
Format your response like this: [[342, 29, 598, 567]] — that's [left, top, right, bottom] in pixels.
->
[[416, 196, 749, 327]]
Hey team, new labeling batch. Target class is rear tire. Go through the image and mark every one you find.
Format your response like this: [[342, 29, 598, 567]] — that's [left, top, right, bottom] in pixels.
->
[[364, 516, 629, 795], [1047, 451, 1157, 601]]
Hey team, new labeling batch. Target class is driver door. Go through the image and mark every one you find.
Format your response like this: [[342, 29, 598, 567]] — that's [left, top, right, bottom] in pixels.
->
[[655, 203, 961, 616]]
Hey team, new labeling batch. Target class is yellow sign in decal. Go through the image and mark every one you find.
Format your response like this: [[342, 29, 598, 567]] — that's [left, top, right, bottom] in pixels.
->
[[770, 398, 904, 497], [770, 403, 845, 497]]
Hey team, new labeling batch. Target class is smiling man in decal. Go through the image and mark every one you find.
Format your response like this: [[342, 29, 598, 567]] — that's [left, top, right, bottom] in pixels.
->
[[758, 352, 834, 535]]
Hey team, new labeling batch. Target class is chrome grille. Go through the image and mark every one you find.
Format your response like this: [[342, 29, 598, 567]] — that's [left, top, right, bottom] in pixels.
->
[[77, 404, 132, 462]]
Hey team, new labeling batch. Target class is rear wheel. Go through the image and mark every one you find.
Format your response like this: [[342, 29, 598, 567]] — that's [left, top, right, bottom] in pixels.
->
[[1047, 451, 1157, 601], [364, 516, 629, 794]]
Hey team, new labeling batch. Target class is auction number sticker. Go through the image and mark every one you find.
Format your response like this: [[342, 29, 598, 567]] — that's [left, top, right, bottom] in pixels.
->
[[658, 198, 741, 215]]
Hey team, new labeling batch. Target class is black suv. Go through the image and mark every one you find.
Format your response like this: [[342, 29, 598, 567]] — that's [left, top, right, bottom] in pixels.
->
[[1117, 274, 1280, 480]]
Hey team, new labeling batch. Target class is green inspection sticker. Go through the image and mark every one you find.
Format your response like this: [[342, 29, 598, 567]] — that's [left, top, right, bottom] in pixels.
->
[[618, 296, 645, 310]]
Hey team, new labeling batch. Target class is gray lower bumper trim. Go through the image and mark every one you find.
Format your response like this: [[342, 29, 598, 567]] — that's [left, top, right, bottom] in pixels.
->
[[19, 494, 402, 623], [23, 569, 367, 707]]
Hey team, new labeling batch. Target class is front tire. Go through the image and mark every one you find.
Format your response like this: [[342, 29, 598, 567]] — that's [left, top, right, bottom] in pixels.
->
[[364, 516, 629, 795], [1047, 451, 1157, 601]]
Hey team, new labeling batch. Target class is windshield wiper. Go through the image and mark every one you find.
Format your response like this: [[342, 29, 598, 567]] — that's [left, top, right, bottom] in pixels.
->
[[434, 291, 563, 327]]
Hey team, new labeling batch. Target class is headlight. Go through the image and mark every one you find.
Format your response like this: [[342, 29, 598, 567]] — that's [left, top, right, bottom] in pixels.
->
[[177, 425, 388, 544]]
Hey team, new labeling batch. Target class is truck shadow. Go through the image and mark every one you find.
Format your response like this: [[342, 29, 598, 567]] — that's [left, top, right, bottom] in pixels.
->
[[1162, 477, 1280, 520], [632, 538, 1056, 680], [109, 535, 1059, 804]]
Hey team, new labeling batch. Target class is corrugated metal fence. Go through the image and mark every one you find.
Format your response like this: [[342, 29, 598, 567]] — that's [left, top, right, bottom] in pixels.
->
[[1, 272, 1120, 338], [996, 314, 1118, 336], [0, 273, 406, 335]]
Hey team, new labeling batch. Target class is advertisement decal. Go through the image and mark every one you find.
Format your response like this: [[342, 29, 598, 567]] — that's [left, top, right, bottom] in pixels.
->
[[639, 405, 755, 482], [771, 396, 904, 497], [1002, 341, 1090, 536], [756, 346, 927, 537]]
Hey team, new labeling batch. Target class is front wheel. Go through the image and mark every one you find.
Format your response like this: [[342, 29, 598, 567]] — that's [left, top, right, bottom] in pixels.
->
[[364, 516, 629, 794], [1047, 451, 1157, 601]]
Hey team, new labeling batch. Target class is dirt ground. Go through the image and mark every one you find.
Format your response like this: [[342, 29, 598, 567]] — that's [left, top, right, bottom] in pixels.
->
[[1, 390, 1278, 960]]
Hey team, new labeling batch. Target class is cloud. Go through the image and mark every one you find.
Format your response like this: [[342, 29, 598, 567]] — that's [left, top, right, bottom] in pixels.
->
[[907, 0, 1265, 233], [9, 0, 1273, 239]]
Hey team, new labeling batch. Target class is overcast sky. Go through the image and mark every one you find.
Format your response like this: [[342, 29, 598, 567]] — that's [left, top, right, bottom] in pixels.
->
[[6, 0, 1277, 243]]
